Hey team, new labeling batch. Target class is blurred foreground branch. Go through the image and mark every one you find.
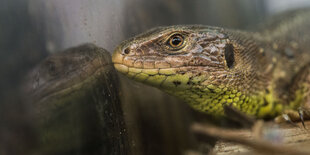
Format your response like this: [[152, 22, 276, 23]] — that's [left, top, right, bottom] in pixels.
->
[[191, 121, 310, 155]]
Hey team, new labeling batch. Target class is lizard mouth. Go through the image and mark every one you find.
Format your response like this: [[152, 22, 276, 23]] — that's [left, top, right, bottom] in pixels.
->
[[114, 63, 177, 76], [112, 45, 212, 89], [112, 46, 169, 77], [113, 63, 212, 91]]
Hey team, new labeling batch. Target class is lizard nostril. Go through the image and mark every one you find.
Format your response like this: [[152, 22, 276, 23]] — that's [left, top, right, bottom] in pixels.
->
[[123, 48, 130, 55]]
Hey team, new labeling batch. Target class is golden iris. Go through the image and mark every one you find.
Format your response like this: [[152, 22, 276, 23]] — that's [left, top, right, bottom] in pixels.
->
[[168, 34, 184, 49]]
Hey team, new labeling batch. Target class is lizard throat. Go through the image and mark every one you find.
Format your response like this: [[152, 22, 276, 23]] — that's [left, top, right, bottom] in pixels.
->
[[114, 64, 282, 118]]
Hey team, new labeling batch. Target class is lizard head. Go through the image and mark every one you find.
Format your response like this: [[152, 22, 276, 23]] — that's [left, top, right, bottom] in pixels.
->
[[112, 25, 271, 115], [23, 44, 113, 105]]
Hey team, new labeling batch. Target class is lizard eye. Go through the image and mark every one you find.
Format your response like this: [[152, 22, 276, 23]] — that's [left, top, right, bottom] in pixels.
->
[[167, 34, 185, 50]]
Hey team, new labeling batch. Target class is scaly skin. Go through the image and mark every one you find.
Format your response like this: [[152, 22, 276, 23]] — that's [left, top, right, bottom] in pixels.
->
[[112, 10, 310, 119]]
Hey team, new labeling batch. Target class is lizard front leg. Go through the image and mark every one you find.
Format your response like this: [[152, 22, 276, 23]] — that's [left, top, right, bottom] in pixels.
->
[[275, 63, 310, 126]]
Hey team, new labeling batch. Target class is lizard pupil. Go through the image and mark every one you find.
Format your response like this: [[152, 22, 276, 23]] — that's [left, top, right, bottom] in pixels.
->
[[169, 34, 184, 48], [172, 37, 181, 45]]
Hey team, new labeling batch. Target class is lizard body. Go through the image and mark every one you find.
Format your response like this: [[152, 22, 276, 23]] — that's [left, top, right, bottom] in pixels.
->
[[112, 10, 310, 119]]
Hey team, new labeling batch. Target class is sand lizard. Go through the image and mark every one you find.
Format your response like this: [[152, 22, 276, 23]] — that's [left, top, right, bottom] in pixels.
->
[[112, 10, 310, 121]]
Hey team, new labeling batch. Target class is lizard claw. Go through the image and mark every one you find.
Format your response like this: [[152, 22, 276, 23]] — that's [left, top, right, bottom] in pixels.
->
[[281, 113, 299, 128], [275, 108, 310, 129], [298, 108, 306, 129]]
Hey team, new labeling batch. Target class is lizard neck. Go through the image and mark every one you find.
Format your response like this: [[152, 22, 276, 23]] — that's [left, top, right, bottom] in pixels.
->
[[164, 78, 283, 118]]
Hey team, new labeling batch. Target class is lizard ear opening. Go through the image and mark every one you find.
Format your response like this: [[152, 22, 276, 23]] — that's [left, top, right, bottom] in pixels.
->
[[224, 44, 235, 69]]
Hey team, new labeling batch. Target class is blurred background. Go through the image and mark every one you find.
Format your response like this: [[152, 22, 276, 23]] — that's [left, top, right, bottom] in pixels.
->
[[1, 0, 310, 154]]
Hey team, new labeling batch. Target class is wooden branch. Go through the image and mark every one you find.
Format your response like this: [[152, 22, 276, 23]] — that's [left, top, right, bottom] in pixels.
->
[[191, 121, 310, 155]]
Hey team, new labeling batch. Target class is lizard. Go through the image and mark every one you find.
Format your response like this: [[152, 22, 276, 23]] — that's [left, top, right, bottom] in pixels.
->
[[112, 9, 310, 122], [22, 44, 128, 154]]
